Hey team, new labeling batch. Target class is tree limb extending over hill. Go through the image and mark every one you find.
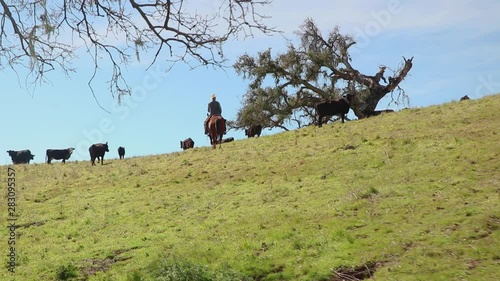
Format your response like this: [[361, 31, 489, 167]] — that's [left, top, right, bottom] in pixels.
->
[[0, 0, 277, 100], [233, 18, 413, 130]]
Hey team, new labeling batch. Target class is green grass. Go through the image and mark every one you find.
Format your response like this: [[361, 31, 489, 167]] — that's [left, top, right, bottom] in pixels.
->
[[2, 94, 499, 280]]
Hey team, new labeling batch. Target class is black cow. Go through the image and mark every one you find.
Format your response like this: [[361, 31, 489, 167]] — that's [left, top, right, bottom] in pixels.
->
[[363, 109, 395, 118], [46, 148, 75, 164], [7, 150, 35, 164], [89, 142, 109, 166], [460, 95, 470, 101], [316, 93, 355, 127], [245, 125, 263, 138], [180, 138, 195, 150], [222, 137, 235, 143], [118, 146, 125, 159]]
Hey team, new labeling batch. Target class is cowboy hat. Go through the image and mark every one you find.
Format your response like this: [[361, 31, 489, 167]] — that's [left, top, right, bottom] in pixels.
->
[[211, 94, 217, 99]]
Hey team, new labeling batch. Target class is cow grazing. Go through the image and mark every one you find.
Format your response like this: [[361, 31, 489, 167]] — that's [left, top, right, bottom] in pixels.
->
[[316, 93, 355, 127], [460, 95, 470, 101], [89, 142, 109, 166], [222, 137, 235, 143], [46, 148, 75, 164], [118, 146, 125, 159], [245, 125, 263, 138], [7, 150, 35, 164], [180, 138, 195, 150], [363, 109, 395, 118]]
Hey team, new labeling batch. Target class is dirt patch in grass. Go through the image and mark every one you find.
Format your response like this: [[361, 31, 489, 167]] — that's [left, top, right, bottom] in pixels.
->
[[17, 220, 46, 228], [342, 145, 358, 150], [331, 261, 382, 281], [80, 246, 140, 277]]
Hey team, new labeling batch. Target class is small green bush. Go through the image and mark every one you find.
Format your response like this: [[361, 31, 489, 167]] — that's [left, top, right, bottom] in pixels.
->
[[148, 256, 251, 281], [56, 263, 79, 280]]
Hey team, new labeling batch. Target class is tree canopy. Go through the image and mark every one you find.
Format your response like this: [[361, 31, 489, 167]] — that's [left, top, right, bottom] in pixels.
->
[[0, 0, 276, 99], [233, 18, 413, 131]]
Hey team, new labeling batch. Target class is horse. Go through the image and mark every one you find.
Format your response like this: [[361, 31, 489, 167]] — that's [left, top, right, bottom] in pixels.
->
[[207, 115, 226, 149]]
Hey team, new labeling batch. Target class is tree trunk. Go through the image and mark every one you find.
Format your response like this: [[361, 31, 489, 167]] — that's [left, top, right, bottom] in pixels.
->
[[349, 88, 387, 118], [333, 56, 414, 119]]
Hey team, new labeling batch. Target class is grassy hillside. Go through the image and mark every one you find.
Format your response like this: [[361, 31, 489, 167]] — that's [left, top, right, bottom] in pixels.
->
[[2, 94, 499, 281]]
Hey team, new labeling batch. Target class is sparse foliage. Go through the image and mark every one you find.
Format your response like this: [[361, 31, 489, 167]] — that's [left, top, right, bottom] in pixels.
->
[[233, 18, 413, 130], [0, 0, 277, 100]]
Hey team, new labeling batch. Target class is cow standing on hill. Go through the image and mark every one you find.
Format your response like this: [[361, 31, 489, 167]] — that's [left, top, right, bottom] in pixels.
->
[[7, 150, 35, 164], [316, 93, 355, 127], [46, 148, 75, 164], [245, 125, 263, 138], [89, 142, 109, 166], [118, 146, 125, 159], [180, 138, 195, 150]]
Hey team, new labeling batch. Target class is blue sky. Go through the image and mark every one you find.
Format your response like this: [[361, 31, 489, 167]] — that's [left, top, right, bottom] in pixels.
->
[[2, 0, 500, 164]]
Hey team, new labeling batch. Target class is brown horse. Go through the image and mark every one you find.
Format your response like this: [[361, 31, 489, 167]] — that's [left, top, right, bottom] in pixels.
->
[[208, 115, 226, 148]]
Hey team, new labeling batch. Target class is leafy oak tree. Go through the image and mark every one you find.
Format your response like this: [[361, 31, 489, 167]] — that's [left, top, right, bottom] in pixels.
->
[[233, 18, 413, 130], [0, 0, 276, 100]]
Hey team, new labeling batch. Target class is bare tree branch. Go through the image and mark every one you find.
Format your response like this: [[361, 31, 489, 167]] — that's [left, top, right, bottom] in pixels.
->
[[0, 0, 278, 101]]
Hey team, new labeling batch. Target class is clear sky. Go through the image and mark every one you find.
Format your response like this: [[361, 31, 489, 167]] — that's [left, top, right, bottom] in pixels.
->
[[2, 0, 499, 164]]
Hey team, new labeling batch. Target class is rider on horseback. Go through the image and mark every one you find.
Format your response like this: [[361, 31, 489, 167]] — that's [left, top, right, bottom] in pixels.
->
[[204, 94, 225, 135]]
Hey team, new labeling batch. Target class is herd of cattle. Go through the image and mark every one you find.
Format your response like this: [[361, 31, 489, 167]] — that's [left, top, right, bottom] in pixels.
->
[[3, 93, 368, 164], [5, 125, 264, 165], [6, 142, 121, 165], [6, 95, 470, 165], [4, 95, 386, 165]]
